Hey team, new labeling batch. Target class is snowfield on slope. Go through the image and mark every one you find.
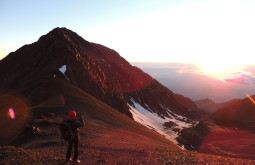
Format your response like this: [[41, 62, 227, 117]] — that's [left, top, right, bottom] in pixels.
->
[[59, 65, 69, 80], [129, 99, 196, 145]]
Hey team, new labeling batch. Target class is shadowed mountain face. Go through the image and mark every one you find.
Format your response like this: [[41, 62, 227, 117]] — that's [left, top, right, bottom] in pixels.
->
[[0, 27, 195, 124]]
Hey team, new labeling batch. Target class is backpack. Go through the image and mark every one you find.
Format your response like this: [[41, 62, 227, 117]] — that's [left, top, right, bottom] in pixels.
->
[[60, 120, 73, 142]]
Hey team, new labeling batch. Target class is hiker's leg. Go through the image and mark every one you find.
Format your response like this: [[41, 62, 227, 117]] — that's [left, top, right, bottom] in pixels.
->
[[66, 140, 73, 160], [73, 135, 79, 161]]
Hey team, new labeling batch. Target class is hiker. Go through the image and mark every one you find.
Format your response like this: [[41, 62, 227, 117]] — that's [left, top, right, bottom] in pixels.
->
[[63, 111, 85, 163]]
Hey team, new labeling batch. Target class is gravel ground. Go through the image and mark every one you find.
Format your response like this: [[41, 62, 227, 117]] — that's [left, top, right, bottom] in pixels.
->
[[1, 128, 255, 165]]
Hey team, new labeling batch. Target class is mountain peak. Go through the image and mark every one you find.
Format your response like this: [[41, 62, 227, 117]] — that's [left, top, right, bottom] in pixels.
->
[[38, 27, 71, 40], [195, 98, 216, 104], [0, 27, 153, 118], [51, 27, 70, 33], [45, 27, 77, 38], [37, 27, 90, 47]]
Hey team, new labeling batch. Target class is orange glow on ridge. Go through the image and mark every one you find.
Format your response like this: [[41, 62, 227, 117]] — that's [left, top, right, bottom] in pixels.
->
[[247, 94, 255, 104]]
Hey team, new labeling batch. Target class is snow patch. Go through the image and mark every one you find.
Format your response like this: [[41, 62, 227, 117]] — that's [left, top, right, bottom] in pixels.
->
[[59, 65, 67, 74], [59, 65, 69, 80], [129, 99, 195, 145]]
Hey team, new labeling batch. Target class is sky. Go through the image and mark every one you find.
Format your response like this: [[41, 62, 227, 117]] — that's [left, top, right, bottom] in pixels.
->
[[1, 0, 255, 67]]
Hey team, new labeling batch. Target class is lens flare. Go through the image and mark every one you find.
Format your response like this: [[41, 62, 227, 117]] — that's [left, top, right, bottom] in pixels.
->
[[0, 93, 29, 145], [247, 94, 255, 104], [8, 108, 15, 119]]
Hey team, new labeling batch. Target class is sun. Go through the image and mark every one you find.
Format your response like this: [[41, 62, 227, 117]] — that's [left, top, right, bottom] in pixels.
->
[[200, 61, 236, 79], [202, 63, 231, 74]]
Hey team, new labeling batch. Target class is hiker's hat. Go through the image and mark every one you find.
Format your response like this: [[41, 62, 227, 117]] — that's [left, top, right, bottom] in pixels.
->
[[69, 111, 76, 119]]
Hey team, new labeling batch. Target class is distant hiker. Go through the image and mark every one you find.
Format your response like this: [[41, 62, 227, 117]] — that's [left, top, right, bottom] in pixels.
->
[[60, 111, 85, 163]]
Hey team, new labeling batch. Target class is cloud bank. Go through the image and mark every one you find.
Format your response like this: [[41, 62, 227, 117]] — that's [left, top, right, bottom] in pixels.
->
[[223, 70, 255, 85]]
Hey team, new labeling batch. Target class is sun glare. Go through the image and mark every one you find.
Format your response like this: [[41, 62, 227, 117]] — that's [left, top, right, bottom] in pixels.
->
[[202, 63, 233, 75], [199, 61, 242, 81], [247, 94, 255, 104]]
